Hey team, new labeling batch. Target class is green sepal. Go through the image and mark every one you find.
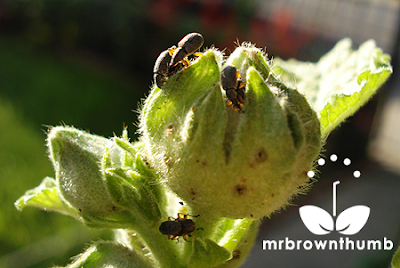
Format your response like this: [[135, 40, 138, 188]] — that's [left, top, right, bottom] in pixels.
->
[[103, 167, 162, 225], [224, 44, 272, 81], [141, 49, 222, 152], [14, 176, 80, 219], [113, 132, 145, 168], [188, 238, 231, 268], [56, 241, 153, 268], [235, 67, 297, 172], [103, 147, 165, 226], [283, 88, 321, 167], [133, 153, 166, 214]]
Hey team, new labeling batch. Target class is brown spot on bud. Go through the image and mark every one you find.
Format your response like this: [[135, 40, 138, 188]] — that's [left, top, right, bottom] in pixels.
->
[[166, 124, 175, 135], [190, 188, 196, 200], [190, 188, 196, 196], [255, 147, 267, 163], [234, 178, 248, 195], [235, 183, 246, 195], [235, 185, 245, 195], [232, 250, 241, 259], [196, 159, 207, 167]]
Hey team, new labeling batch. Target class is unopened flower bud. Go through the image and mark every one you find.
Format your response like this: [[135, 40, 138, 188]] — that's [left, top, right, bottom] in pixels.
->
[[47, 126, 127, 223], [141, 45, 321, 219]]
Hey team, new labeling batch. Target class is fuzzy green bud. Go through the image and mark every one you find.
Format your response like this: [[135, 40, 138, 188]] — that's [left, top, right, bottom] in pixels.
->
[[140, 45, 321, 219], [59, 241, 153, 268], [47, 126, 132, 226]]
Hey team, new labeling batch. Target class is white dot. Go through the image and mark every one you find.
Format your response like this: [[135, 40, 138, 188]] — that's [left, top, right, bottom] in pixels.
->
[[330, 154, 338, 162], [353, 170, 361, 178], [343, 158, 351, 166], [307, 171, 315, 178], [318, 158, 326, 166]]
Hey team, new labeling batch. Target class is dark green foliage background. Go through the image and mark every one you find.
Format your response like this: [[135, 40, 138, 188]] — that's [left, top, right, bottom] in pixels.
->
[[0, 2, 149, 265], [0, 0, 252, 266]]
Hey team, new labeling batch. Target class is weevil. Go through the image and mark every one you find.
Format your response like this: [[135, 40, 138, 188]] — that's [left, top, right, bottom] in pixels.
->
[[153, 33, 204, 88], [221, 65, 246, 112], [159, 213, 201, 242], [170, 33, 204, 67], [153, 49, 172, 88]]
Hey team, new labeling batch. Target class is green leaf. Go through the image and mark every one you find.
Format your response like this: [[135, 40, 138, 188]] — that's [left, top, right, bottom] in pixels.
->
[[58, 241, 153, 268], [113, 136, 144, 158], [215, 220, 259, 268], [15, 177, 80, 219], [188, 238, 231, 268], [104, 168, 141, 213], [393, 246, 400, 268], [104, 153, 165, 224], [214, 219, 254, 252], [274, 38, 392, 136]]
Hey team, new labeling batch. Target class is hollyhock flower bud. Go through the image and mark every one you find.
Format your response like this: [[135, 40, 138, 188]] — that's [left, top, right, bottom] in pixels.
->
[[140, 45, 321, 219], [47, 126, 129, 225]]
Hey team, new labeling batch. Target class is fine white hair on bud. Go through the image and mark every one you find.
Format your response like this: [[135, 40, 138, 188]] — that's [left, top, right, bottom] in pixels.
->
[[46, 126, 166, 228], [141, 45, 321, 219], [47, 126, 123, 218]]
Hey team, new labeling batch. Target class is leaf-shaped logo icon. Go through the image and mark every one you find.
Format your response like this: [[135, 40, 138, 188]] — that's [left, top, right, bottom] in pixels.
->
[[336, 205, 370, 235], [299, 205, 334, 235]]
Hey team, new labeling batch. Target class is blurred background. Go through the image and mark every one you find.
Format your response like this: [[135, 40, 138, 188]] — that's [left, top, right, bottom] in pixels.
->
[[0, 0, 399, 267]]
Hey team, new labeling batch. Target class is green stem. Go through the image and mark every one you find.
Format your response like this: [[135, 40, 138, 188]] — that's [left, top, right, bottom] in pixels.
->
[[133, 223, 186, 268]]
